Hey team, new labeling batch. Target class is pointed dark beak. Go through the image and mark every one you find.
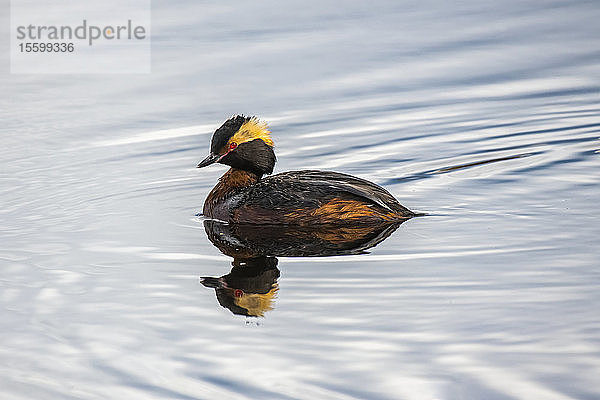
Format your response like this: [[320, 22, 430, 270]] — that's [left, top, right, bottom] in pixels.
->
[[200, 277, 225, 288], [197, 153, 219, 168]]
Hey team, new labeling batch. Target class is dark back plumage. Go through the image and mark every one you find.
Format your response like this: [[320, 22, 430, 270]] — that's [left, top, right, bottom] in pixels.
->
[[224, 170, 414, 225], [244, 170, 412, 213]]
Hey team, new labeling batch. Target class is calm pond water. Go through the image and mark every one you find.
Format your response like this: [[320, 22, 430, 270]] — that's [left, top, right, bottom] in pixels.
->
[[2, 1, 600, 399]]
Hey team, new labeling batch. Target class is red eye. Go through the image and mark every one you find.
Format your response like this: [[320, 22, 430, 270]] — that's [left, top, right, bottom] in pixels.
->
[[229, 142, 237, 150]]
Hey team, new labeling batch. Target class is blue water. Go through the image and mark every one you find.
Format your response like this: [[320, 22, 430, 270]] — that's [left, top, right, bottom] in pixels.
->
[[1, 1, 600, 399]]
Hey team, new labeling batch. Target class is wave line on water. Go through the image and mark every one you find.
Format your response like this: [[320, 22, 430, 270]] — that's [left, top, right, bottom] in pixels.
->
[[90, 124, 214, 147], [284, 245, 552, 263], [384, 151, 540, 184], [430, 152, 534, 174]]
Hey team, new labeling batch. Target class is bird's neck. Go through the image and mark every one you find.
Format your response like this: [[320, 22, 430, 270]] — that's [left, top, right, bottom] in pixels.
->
[[204, 168, 261, 215], [218, 168, 261, 190]]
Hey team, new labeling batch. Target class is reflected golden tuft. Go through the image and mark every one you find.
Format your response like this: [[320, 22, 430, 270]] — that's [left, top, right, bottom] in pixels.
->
[[234, 285, 279, 317]]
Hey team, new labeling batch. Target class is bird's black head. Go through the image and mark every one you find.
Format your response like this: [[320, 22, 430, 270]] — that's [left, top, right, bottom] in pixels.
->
[[197, 115, 276, 176]]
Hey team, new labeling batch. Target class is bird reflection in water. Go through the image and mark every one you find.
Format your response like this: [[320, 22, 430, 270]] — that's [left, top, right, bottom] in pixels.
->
[[200, 220, 407, 317]]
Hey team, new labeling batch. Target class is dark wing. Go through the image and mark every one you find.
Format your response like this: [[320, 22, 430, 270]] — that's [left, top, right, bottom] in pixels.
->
[[269, 170, 411, 213], [237, 170, 413, 215]]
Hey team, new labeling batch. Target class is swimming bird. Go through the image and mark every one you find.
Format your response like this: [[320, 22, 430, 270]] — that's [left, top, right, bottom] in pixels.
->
[[197, 115, 416, 225]]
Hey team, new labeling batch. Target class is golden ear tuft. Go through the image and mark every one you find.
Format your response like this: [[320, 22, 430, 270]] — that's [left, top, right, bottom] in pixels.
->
[[230, 117, 274, 147]]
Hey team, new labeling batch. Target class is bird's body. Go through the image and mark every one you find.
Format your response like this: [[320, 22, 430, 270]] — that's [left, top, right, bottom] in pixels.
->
[[198, 116, 415, 225], [204, 169, 413, 225]]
